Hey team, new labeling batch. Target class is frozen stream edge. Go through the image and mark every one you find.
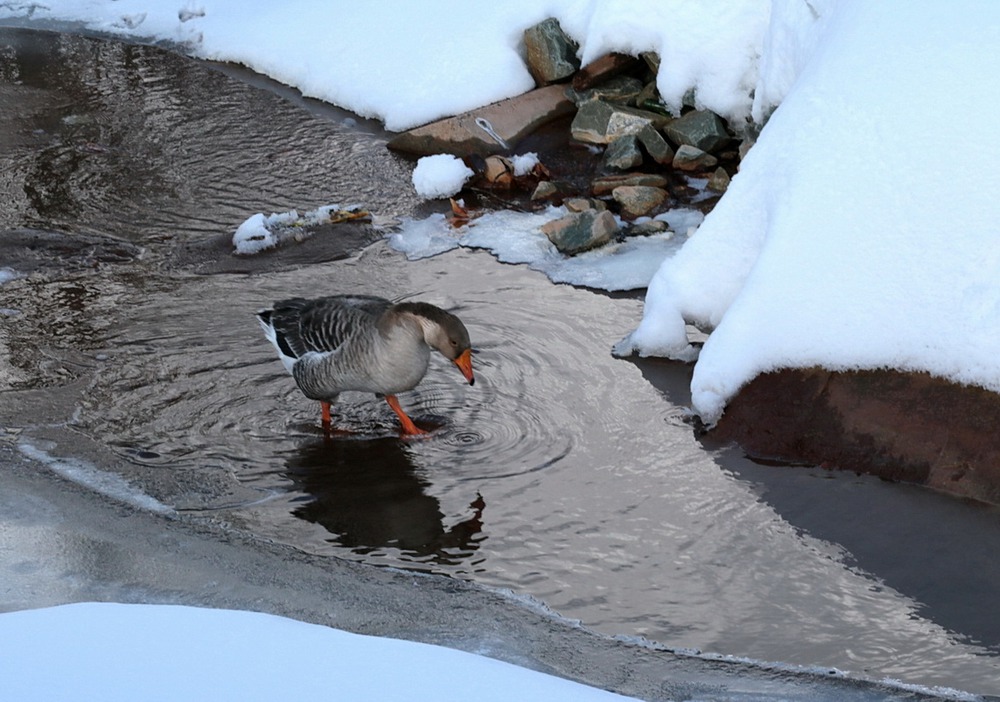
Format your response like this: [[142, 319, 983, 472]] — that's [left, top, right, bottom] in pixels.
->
[[0, 439, 980, 702]]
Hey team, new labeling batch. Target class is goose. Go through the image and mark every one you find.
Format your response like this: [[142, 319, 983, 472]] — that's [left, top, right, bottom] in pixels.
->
[[257, 295, 474, 435]]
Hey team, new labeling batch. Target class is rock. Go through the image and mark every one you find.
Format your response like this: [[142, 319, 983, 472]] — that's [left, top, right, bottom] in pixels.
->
[[624, 220, 669, 237], [612, 185, 668, 218], [640, 51, 660, 74], [663, 110, 732, 153], [707, 166, 730, 192], [636, 123, 674, 164], [540, 209, 618, 255], [591, 173, 668, 196], [570, 100, 670, 145], [531, 180, 560, 201], [710, 367, 1000, 506], [386, 84, 575, 157], [572, 53, 641, 90], [568, 76, 644, 106], [672, 144, 718, 172], [602, 135, 643, 171], [523, 18, 580, 85], [564, 197, 606, 213], [483, 155, 514, 187], [739, 138, 755, 161]]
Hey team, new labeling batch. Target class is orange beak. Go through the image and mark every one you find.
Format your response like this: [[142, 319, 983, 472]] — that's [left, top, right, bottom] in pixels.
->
[[454, 348, 475, 385]]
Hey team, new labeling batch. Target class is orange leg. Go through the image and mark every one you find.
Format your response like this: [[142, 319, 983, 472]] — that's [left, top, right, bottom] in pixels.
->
[[384, 394, 427, 436], [320, 401, 332, 430]]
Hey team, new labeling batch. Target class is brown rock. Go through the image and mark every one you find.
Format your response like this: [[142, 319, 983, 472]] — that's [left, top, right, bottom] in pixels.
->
[[572, 53, 641, 90], [564, 197, 607, 213], [612, 185, 668, 218], [707, 167, 731, 192], [483, 155, 514, 187], [592, 173, 668, 196], [711, 367, 1000, 506], [386, 84, 575, 157]]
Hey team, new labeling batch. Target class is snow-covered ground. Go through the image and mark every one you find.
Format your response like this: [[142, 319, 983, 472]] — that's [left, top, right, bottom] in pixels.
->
[[0, 603, 638, 702]]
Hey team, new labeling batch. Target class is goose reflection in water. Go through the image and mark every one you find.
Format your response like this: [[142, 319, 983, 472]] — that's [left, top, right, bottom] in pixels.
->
[[285, 438, 485, 565]]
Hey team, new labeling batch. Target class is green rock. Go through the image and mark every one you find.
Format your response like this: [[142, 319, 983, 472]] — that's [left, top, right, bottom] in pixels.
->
[[568, 76, 644, 106], [636, 123, 674, 164], [540, 209, 618, 255], [571, 100, 670, 145], [672, 144, 719, 172], [602, 135, 643, 171], [523, 18, 580, 85], [663, 110, 732, 153]]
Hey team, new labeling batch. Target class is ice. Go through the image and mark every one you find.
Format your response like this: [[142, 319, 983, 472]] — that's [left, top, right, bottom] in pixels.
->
[[389, 207, 700, 292], [17, 441, 173, 515]]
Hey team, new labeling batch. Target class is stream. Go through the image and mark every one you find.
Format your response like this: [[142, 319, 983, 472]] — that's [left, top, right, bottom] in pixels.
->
[[2, 26, 1000, 697]]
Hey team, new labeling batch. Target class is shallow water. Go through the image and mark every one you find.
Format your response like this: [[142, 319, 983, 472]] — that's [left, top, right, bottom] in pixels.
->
[[3, 27, 1000, 696]]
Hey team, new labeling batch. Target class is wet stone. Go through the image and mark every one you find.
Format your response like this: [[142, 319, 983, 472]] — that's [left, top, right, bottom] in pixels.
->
[[570, 100, 669, 145], [708, 166, 731, 192], [591, 172, 668, 196], [569, 76, 644, 106], [663, 109, 732, 153], [624, 220, 669, 237], [636, 123, 674, 164], [540, 209, 618, 255], [672, 144, 719, 172], [523, 18, 580, 85], [612, 185, 668, 219], [564, 197, 606, 213], [531, 180, 560, 201], [602, 134, 643, 171], [386, 84, 574, 157], [483, 155, 514, 187]]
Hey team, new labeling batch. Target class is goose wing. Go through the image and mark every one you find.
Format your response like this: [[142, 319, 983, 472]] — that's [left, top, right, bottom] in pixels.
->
[[260, 295, 391, 361]]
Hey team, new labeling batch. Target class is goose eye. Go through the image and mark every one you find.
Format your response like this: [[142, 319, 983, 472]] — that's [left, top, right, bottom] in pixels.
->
[[449, 339, 458, 347]]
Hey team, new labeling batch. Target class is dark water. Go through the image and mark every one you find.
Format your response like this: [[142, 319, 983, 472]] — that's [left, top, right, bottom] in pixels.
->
[[3, 27, 1000, 696]]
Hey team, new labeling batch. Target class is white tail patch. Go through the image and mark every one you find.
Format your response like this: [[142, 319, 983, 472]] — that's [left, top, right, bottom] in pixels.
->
[[257, 313, 297, 375]]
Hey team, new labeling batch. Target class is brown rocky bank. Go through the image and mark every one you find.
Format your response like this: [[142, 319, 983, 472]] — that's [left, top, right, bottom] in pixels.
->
[[709, 368, 1000, 506]]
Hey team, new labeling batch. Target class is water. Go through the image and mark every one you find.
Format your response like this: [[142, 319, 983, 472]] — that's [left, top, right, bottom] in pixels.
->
[[3, 27, 1000, 697]]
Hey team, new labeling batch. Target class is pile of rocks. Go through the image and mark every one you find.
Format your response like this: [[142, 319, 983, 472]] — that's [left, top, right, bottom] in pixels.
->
[[388, 17, 755, 256]]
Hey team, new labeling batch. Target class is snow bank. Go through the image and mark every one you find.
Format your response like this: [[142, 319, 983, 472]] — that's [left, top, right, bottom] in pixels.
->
[[617, 0, 1000, 423], [0, 603, 638, 702], [0, 0, 773, 131]]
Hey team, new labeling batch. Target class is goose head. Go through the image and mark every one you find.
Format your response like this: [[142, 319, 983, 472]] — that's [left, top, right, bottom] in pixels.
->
[[396, 302, 475, 385]]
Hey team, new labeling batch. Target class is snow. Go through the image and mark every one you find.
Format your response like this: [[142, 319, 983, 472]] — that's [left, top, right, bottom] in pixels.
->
[[615, 0, 1000, 423], [411, 154, 474, 199], [0, 1, 771, 131], [0, 603, 638, 702], [232, 204, 368, 254]]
